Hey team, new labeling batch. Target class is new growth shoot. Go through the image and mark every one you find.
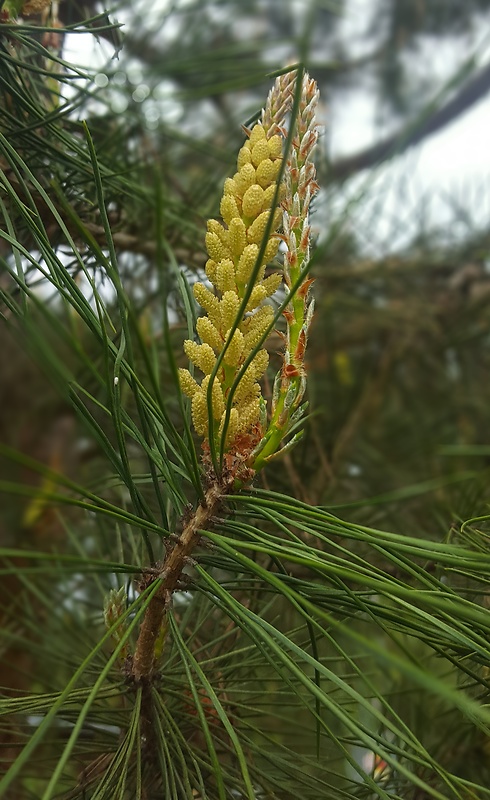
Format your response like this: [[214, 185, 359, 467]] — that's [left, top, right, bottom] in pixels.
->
[[179, 69, 320, 480], [128, 69, 320, 684]]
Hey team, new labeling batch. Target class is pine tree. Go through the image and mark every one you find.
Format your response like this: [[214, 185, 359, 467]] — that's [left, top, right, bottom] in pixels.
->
[[2, 2, 490, 798]]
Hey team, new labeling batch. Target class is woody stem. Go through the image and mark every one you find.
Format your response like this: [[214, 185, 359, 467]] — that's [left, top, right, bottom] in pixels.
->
[[130, 483, 224, 683]]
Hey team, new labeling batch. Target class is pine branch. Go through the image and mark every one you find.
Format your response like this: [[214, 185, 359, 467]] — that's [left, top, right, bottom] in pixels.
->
[[0, 157, 194, 261], [130, 479, 229, 683]]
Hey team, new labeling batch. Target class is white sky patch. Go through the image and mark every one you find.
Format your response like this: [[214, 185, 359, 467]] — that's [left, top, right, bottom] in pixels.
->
[[329, 86, 490, 255], [58, 0, 490, 256], [62, 31, 114, 72], [334, 0, 384, 59], [416, 92, 490, 185], [328, 0, 490, 254]]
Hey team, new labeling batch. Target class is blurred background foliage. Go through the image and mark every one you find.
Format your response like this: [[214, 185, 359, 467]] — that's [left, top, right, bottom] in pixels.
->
[[3, 0, 490, 797]]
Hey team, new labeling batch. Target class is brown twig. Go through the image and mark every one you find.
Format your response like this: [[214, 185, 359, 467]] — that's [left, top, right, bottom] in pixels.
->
[[130, 481, 226, 684]]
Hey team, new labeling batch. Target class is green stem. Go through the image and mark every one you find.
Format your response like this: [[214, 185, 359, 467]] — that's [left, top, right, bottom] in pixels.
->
[[251, 225, 310, 471]]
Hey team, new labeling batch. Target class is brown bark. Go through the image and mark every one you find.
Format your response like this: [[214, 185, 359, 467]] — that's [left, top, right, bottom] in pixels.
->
[[130, 483, 224, 684]]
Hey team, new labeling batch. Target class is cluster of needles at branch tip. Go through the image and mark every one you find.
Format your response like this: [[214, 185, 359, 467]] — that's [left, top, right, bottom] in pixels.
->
[[124, 70, 319, 685]]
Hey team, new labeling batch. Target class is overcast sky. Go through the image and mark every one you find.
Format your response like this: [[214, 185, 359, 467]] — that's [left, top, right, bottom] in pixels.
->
[[63, 0, 490, 256], [328, 0, 490, 252]]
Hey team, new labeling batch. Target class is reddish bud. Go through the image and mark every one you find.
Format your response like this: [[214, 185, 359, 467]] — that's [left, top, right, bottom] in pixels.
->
[[294, 329, 307, 363], [298, 278, 314, 299], [283, 363, 301, 378]]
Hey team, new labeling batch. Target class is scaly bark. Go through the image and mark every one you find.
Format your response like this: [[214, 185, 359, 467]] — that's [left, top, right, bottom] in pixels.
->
[[130, 482, 224, 683]]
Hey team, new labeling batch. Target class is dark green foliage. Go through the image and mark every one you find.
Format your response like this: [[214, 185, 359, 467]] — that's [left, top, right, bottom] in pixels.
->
[[2, 1, 490, 798]]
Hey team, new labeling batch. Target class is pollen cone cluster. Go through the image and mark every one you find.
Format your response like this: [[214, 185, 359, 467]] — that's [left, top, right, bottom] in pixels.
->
[[179, 122, 285, 452]]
